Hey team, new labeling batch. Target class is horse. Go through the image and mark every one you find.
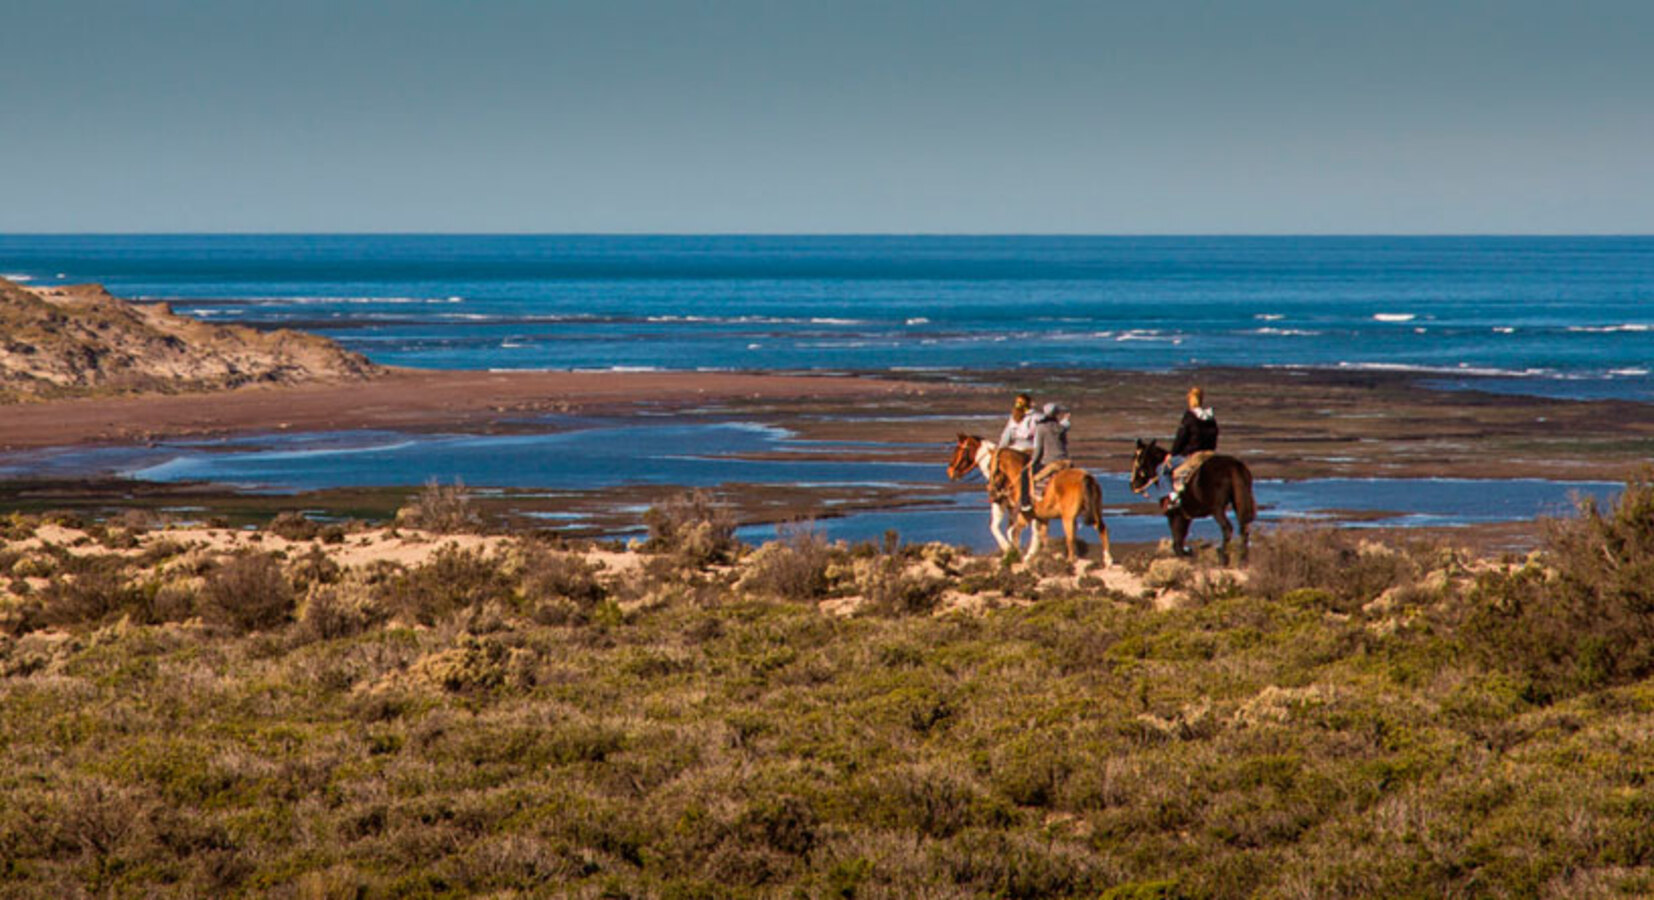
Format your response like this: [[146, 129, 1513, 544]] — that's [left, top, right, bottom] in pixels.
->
[[947, 434, 1026, 553], [988, 449, 1112, 565], [1129, 439, 1256, 563]]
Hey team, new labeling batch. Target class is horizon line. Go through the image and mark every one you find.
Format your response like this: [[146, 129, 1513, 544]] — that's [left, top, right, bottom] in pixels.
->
[[4, 231, 1654, 239]]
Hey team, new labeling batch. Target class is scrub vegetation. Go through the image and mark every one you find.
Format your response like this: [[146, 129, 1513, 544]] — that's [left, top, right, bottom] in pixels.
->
[[2, 478, 1653, 898]]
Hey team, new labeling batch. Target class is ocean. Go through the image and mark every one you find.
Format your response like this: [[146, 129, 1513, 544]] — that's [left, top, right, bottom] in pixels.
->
[[2, 234, 1651, 400]]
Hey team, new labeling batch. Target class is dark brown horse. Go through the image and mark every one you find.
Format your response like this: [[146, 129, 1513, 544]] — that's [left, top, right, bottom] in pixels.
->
[[989, 448, 1112, 565], [1129, 439, 1256, 563]]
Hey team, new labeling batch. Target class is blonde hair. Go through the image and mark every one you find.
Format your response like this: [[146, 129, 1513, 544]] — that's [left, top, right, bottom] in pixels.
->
[[1187, 386, 1205, 405]]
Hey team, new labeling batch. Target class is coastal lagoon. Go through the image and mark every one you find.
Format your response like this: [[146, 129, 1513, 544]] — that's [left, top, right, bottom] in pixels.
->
[[1, 421, 1619, 551]]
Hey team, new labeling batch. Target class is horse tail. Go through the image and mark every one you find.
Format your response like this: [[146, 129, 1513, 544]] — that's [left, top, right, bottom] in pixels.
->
[[1087, 474, 1105, 531], [1233, 461, 1257, 525]]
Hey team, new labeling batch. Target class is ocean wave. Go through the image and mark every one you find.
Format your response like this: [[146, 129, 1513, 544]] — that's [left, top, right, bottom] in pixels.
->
[[905, 317, 930, 325], [1373, 313, 1416, 323], [1493, 327, 1516, 334], [1609, 368, 1650, 377], [1257, 362, 1567, 380], [1252, 327, 1322, 337], [239, 296, 463, 306], [1568, 324, 1650, 333], [1328, 362, 1562, 379], [1254, 313, 1285, 321], [1, 273, 33, 282]]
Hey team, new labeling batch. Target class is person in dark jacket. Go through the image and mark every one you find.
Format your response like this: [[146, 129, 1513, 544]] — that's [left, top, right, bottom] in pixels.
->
[[1167, 386, 1218, 504], [1019, 402, 1072, 514]]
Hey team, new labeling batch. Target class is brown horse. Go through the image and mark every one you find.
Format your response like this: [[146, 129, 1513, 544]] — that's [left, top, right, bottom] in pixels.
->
[[1129, 439, 1256, 563], [989, 449, 1112, 565], [947, 434, 1025, 553]]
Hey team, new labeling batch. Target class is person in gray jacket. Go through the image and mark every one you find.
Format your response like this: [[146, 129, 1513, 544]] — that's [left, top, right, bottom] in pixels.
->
[[1019, 402, 1072, 514]]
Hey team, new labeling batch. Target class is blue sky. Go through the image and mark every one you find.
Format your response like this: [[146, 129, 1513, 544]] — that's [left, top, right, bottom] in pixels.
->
[[4, 0, 1652, 233]]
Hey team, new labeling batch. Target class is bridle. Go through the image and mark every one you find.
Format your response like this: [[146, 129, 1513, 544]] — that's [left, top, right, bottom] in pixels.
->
[[1130, 444, 1166, 498]]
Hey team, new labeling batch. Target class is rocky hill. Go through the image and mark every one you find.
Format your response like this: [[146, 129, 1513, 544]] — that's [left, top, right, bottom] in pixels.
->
[[0, 277, 379, 400]]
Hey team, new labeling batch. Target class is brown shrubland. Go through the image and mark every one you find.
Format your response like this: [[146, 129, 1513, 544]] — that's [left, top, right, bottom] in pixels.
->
[[2, 479, 1654, 897]]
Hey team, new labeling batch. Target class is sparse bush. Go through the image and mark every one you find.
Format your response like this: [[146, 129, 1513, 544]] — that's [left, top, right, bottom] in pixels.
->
[[201, 551, 295, 633], [860, 532, 946, 615], [644, 490, 740, 566], [286, 544, 342, 592], [32, 564, 143, 629], [521, 544, 608, 625], [380, 545, 513, 625], [414, 635, 513, 692], [268, 511, 320, 541], [90, 524, 140, 550], [1249, 526, 1415, 612], [0, 512, 38, 541], [299, 577, 386, 641], [396, 478, 483, 533], [737, 524, 832, 601]]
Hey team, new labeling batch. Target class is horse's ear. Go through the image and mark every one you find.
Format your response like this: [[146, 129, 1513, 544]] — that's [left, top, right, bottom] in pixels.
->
[[1135, 438, 1145, 448], [957, 432, 967, 442]]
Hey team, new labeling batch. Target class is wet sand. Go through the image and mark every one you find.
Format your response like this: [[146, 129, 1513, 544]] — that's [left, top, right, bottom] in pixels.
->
[[0, 368, 947, 451]]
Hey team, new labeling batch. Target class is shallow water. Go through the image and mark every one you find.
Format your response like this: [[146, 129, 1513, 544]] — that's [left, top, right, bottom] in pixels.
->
[[0, 422, 1619, 551]]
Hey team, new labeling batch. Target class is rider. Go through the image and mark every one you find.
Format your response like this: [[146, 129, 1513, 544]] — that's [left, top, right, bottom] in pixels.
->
[[1020, 402, 1072, 514], [998, 392, 1038, 453], [1166, 386, 1219, 505]]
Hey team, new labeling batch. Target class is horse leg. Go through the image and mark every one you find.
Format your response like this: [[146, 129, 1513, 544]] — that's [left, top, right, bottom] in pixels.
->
[[1215, 506, 1234, 566], [1063, 507, 1079, 562], [1170, 514, 1192, 557], [1027, 519, 1046, 559], [989, 503, 1012, 553]]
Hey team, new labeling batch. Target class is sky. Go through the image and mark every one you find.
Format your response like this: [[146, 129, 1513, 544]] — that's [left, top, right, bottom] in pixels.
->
[[3, 0, 1652, 234]]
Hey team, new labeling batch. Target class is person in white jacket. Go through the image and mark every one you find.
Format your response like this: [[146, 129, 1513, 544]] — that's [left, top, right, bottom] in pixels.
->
[[998, 392, 1038, 452]]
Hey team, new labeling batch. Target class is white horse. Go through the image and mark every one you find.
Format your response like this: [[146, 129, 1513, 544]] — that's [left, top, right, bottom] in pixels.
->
[[947, 433, 1029, 554]]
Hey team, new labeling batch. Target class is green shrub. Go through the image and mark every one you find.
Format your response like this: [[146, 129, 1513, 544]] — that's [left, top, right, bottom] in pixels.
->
[[1462, 471, 1654, 701]]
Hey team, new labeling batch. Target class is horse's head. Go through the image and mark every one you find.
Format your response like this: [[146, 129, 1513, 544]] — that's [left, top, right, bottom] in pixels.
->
[[1129, 439, 1167, 495], [947, 433, 983, 481]]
